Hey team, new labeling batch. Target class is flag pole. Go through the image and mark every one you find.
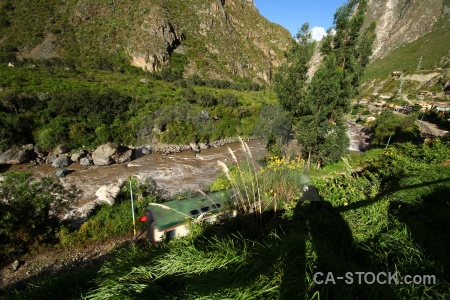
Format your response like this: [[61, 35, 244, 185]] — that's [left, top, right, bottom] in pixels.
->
[[130, 177, 137, 240]]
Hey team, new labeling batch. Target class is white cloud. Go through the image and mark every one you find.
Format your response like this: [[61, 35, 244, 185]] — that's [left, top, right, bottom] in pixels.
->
[[310, 26, 327, 41]]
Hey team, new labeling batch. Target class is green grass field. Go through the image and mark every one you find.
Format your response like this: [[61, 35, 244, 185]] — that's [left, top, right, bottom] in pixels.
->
[[3, 140, 449, 300]]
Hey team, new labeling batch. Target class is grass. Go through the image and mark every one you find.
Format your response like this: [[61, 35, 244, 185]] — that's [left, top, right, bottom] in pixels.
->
[[3, 141, 450, 299]]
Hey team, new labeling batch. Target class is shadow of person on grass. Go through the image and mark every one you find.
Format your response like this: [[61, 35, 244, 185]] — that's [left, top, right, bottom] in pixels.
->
[[133, 186, 394, 299], [279, 197, 394, 300], [389, 186, 450, 286]]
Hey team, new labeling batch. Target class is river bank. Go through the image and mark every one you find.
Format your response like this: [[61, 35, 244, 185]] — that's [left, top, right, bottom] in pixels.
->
[[6, 139, 267, 220]]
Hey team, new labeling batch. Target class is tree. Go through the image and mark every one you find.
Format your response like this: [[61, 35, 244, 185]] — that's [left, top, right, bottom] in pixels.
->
[[275, 0, 376, 165], [273, 23, 316, 119]]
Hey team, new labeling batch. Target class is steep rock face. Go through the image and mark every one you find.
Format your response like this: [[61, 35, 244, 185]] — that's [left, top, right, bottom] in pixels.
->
[[2, 0, 291, 83], [367, 0, 444, 59]]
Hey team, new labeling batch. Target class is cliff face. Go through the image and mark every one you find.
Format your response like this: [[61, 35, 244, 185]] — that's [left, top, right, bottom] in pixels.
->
[[0, 0, 292, 83], [366, 0, 446, 59]]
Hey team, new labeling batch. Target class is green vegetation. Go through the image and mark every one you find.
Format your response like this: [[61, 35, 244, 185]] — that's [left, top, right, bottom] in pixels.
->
[[371, 110, 421, 146], [364, 17, 450, 80], [3, 140, 449, 299], [274, 0, 376, 165], [0, 62, 275, 151], [0, 0, 291, 83], [58, 177, 161, 247], [0, 171, 79, 259]]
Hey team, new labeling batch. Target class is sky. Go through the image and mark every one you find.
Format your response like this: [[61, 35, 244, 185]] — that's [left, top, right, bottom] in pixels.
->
[[254, 0, 347, 41]]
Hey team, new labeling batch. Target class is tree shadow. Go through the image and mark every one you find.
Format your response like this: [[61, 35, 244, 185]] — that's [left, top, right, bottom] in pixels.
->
[[279, 199, 394, 299], [0, 163, 11, 173]]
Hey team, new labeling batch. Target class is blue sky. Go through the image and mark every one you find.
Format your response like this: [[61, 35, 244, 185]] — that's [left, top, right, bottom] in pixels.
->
[[254, 0, 347, 40]]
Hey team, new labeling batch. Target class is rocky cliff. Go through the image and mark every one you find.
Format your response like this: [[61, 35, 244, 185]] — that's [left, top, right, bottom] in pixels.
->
[[0, 0, 292, 83], [366, 0, 448, 60]]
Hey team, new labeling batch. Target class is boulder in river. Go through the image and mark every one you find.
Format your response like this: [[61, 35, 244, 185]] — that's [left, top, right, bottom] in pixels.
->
[[116, 149, 134, 163], [56, 169, 70, 178], [190, 142, 200, 152], [54, 144, 69, 154], [92, 143, 135, 166], [0, 147, 34, 164], [79, 157, 92, 166], [52, 156, 71, 168], [92, 143, 117, 166], [45, 153, 60, 164], [199, 143, 209, 150], [70, 150, 87, 162]]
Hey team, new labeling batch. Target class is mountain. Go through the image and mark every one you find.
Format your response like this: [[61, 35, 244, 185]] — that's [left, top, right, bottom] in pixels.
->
[[364, 0, 450, 78], [0, 0, 292, 83]]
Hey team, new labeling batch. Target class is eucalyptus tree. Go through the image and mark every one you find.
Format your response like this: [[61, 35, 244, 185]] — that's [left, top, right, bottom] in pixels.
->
[[275, 0, 376, 166]]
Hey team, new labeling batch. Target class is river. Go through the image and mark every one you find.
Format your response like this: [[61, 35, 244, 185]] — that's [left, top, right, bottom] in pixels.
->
[[8, 140, 267, 218]]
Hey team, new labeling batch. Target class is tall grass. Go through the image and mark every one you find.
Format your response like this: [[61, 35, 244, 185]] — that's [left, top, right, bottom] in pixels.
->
[[218, 138, 309, 228], [5, 141, 450, 299]]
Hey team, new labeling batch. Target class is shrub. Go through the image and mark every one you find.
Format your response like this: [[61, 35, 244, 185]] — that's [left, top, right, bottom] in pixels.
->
[[0, 172, 79, 259], [196, 91, 218, 107], [220, 93, 239, 107], [371, 110, 420, 146]]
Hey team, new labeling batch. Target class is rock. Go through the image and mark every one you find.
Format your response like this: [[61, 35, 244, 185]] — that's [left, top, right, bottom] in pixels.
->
[[199, 142, 209, 150], [52, 156, 71, 168], [141, 147, 151, 155], [140, 78, 150, 84], [0, 148, 33, 164], [92, 143, 118, 166], [70, 153, 81, 162], [12, 260, 20, 271], [45, 153, 59, 164], [34, 145, 47, 157], [95, 185, 122, 205], [23, 144, 34, 151], [54, 144, 69, 154], [56, 169, 70, 178], [117, 149, 134, 163], [70, 150, 86, 162], [79, 157, 92, 166], [190, 142, 200, 152]]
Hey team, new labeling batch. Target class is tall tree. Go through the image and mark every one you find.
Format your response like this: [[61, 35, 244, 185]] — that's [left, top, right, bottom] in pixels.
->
[[273, 23, 316, 119], [276, 0, 376, 165]]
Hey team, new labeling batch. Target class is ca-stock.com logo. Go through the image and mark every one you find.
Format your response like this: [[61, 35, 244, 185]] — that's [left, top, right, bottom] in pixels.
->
[[313, 272, 437, 285]]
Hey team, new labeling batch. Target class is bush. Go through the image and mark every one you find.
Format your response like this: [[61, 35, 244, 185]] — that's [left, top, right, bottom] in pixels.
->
[[57, 177, 160, 246], [220, 93, 239, 107], [196, 91, 218, 107], [371, 110, 420, 146], [0, 172, 79, 259]]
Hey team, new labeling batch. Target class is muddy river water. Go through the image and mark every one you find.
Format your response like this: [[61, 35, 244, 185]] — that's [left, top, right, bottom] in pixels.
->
[[9, 140, 267, 218], [7, 127, 367, 219]]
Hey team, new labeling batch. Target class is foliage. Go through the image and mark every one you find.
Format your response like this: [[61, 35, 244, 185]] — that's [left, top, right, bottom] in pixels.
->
[[312, 170, 380, 207], [253, 104, 292, 147], [273, 23, 315, 118], [6, 139, 450, 299], [0, 171, 79, 259], [274, 0, 376, 165], [58, 177, 161, 247], [0, 62, 266, 150], [217, 139, 309, 228], [371, 110, 420, 146]]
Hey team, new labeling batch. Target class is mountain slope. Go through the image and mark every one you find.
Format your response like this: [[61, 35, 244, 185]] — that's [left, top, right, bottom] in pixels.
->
[[0, 0, 292, 83], [364, 0, 450, 78]]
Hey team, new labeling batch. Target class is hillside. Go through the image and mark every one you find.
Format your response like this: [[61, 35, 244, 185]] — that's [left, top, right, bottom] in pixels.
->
[[364, 0, 450, 79], [0, 0, 292, 83]]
